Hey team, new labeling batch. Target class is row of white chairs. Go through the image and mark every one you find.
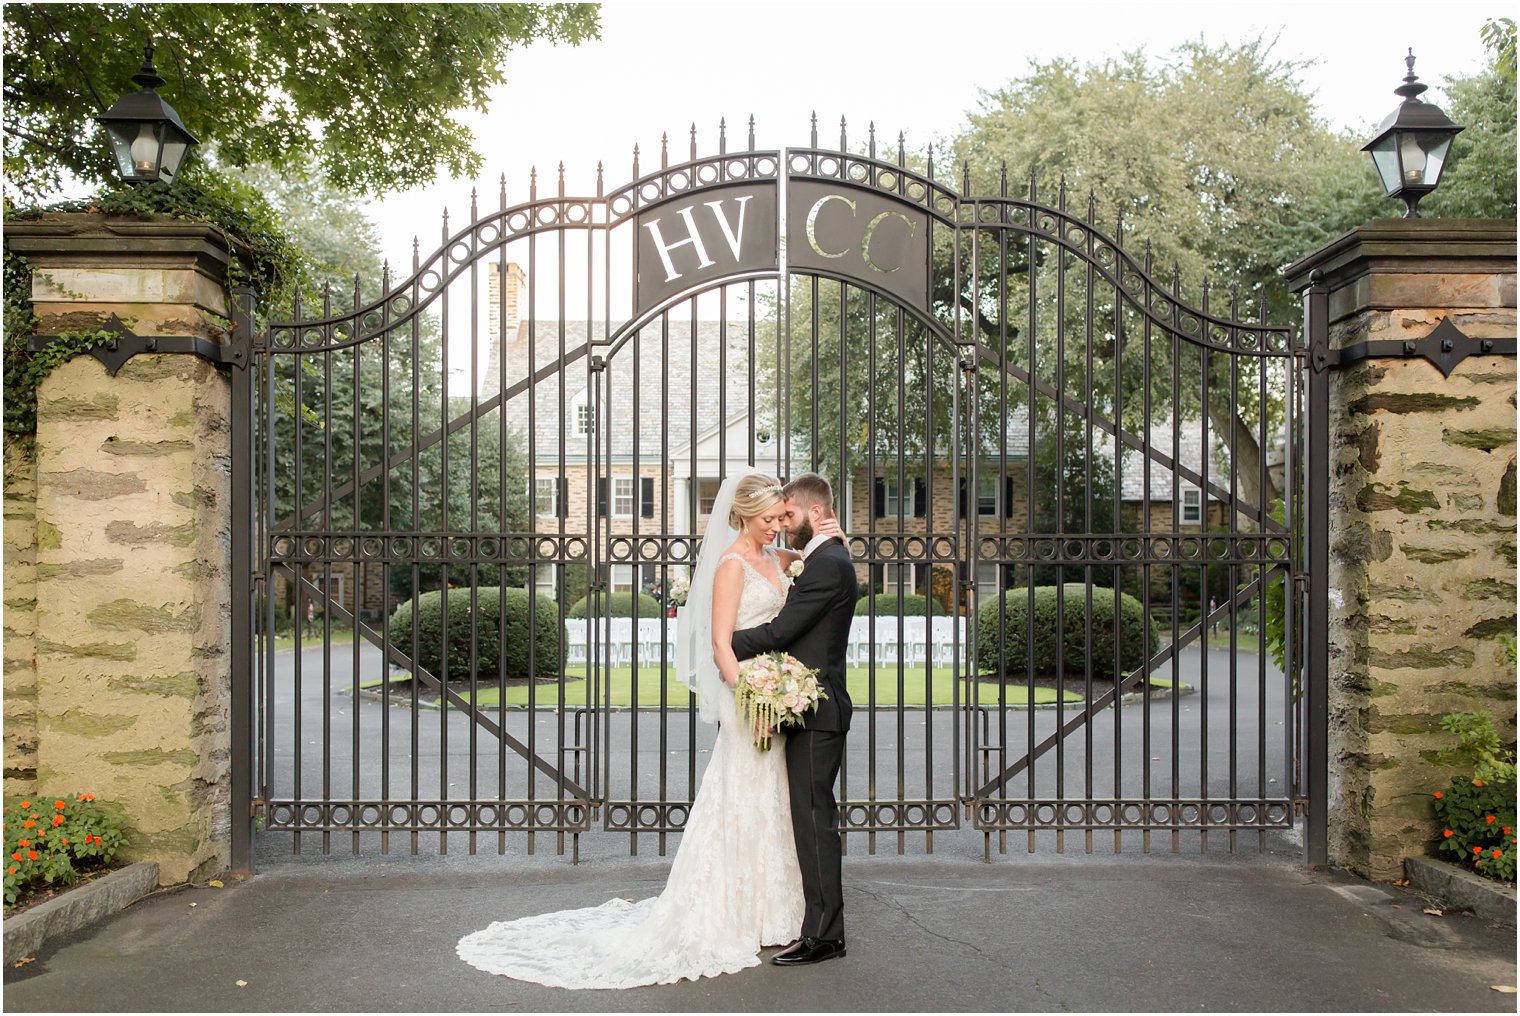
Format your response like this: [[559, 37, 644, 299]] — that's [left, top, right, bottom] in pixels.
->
[[560, 615, 968, 669]]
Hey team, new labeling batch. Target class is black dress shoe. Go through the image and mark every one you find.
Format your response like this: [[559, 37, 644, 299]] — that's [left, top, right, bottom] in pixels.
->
[[771, 936, 846, 966]]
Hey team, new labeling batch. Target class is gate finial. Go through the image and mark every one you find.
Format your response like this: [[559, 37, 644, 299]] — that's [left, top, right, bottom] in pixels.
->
[[530, 165, 538, 200], [412, 237, 419, 272], [898, 132, 906, 167], [660, 131, 669, 169], [961, 160, 971, 195], [839, 115, 847, 152], [558, 161, 565, 197], [748, 114, 755, 150], [499, 173, 507, 211], [810, 111, 818, 148], [926, 142, 934, 181], [999, 160, 1008, 197], [632, 143, 640, 178], [690, 122, 698, 161], [719, 117, 727, 155], [868, 121, 876, 159], [596, 161, 604, 198], [382, 259, 391, 294], [470, 187, 478, 223], [1027, 163, 1037, 202]]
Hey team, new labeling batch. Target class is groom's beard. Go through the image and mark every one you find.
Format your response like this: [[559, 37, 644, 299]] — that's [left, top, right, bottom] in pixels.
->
[[788, 517, 814, 550]]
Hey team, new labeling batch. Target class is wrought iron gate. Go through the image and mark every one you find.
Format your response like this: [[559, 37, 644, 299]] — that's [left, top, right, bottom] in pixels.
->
[[230, 120, 1319, 867]]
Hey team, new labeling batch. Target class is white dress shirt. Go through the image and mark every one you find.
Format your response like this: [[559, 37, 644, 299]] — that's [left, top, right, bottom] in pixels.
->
[[801, 531, 834, 560]]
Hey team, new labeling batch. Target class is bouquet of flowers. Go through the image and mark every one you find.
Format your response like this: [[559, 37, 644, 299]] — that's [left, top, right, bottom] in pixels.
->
[[666, 572, 690, 608], [733, 652, 827, 751]]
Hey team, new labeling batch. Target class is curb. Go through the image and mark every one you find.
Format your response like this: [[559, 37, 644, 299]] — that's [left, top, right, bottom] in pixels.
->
[[3, 861, 159, 959], [1404, 855, 1517, 928]]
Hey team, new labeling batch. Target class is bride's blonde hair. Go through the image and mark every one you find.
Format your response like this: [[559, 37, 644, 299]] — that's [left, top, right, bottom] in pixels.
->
[[728, 473, 785, 529]]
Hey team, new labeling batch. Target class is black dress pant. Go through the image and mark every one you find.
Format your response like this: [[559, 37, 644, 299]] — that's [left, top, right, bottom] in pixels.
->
[[785, 727, 846, 942]]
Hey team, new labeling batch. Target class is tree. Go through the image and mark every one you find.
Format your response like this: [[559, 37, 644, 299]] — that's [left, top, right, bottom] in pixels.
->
[[947, 38, 1389, 520], [1424, 28, 1518, 220], [2, 3, 599, 202]]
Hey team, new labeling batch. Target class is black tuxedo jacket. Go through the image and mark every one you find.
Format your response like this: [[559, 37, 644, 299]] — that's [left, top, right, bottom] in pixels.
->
[[731, 538, 858, 732]]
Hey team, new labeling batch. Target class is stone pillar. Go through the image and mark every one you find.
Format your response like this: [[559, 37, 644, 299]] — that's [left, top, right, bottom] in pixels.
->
[[4, 447, 40, 796], [1287, 219, 1517, 880], [4, 215, 237, 884]]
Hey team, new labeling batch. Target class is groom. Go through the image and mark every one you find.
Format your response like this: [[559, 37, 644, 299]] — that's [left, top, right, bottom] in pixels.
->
[[731, 472, 858, 966]]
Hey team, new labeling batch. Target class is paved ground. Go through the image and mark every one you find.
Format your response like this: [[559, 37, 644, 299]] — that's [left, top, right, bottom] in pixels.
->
[[4, 846, 1514, 1012]]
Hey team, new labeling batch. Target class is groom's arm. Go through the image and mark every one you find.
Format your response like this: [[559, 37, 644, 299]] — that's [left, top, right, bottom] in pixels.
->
[[731, 558, 844, 661]]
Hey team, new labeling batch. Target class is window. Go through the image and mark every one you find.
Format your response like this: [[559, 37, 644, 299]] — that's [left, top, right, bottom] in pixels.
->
[[975, 563, 1000, 603], [534, 477, 558, 518], [883, 563, 916, 594], [977, 472, 999, 517], [697, 478, 722, 518], [1180, 485, 1202, 524], [613, 477, 635, 517], [572, 390, 594, 435], [534, 565, 557, 600], [883, 480, 905, 518], [610, 564, 635, 593]]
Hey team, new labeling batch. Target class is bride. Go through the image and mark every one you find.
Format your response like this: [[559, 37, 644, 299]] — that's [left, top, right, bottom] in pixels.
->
[[457, 470, 840, 988]]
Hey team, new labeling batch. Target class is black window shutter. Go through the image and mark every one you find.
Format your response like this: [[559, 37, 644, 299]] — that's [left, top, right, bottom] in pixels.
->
[[597, 477, 607, 517], [873, 478, 886, 517], [957, 477, 968, 518], [1004, 476, 1017, 518], [913, 478, 927, 518], [558, 477, 569, 519], [640, 477, 655, 519]]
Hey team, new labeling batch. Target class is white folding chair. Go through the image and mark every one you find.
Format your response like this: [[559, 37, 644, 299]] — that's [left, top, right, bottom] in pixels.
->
[[563, 618, 588, 667], [903, 616, 928, 667], [872, 617, 900, 667]]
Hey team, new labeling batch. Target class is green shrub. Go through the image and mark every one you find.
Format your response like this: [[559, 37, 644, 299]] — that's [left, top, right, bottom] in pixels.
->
[[975, 583, 1157, 680], [390, 587, 560, 680], [1430, 711, 1518, 882], [855, 593, 930, 616], [566, 591, 661, 618], [4, 793, 127, 906]]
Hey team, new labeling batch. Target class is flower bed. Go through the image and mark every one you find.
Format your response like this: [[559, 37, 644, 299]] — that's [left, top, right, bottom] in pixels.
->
[[4, 794, 127, 911]]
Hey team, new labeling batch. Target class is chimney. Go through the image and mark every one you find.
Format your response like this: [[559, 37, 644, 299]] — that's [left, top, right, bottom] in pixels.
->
[[488, 262, 528, 340]]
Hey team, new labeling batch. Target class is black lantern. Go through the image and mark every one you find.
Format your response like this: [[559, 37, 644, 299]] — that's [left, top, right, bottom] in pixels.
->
[[1361, 50, 1464, 218], [95, 45, 198, 185]]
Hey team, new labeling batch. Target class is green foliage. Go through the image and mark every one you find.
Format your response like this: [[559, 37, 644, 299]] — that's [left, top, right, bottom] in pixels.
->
[[390, 587, 560, 681], [975, 583, 1157, 680], [1481, 16, 1516, 82], [855, 593, 930, 616], [566, 591, 662, 619], [1423, 50, 1518, 220], [2, 3, 600, 202], [928, 565, 966, 615], [4, 793, 127, 906], [1431, 712, 1517, 882]]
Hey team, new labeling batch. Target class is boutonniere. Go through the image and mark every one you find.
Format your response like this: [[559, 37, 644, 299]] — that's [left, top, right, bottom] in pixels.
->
[[785, 560, 804, 578]]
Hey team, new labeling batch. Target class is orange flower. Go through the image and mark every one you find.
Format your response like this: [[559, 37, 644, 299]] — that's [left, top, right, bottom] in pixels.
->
[[9, 852, 19, 862], [1474, 845, 1484, 854], [19, 801, 30, 809], [60, 839, 67, 845], [85, 794, 94, 802], [52, 815, 62, 827], [54, 801, 64, 810], [1433, 791, 1443, 799], [17, 840, 28, 848], [1444, 829, 1454, 838], [26, 850, 37, 860], [1474, 780, 1484, 787], [1493, 849, 1504, 859], [22, 819, 34, 829], [1505, 827, 1512, 835], [1487, 815, 1497, 824], [6, 867, 13, 875]]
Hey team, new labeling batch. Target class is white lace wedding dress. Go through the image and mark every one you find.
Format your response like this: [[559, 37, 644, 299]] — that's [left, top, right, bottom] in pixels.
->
[[457, 548, 804, 988]]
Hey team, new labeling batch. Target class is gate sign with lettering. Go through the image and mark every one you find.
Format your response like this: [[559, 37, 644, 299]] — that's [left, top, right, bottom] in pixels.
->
[[633, 178, 931, 316], [786, 180, 929, 310], [636, 183, 778, 315]]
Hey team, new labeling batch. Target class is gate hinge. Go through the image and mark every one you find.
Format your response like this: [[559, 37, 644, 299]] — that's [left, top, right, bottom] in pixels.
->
[[29, 313, 247, 375], [250, 797, 266, 819]]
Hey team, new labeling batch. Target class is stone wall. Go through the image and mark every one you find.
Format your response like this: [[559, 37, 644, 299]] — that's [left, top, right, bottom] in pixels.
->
[[6, 216, 237, 884], [4, 447, 40, 797], [1290, 219, 1517, 881]]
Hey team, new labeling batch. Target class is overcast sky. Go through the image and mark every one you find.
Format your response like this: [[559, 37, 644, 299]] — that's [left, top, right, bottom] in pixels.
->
[[366, 0, 1506, 264]]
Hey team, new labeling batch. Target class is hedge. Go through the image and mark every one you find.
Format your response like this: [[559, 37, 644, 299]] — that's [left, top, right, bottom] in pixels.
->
[[975, 583, 1157, 681], [390, 587, 560, 680], [566, 591, 662, 618], [855, 593, 930, 616]]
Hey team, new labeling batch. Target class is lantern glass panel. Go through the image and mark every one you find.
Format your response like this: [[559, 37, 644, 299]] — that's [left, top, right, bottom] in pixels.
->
[[104, 124, 137, 179], [1368, 136, 1401, 195], [1421, 135, 1453, 186], [159, 138, 188, 182]]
